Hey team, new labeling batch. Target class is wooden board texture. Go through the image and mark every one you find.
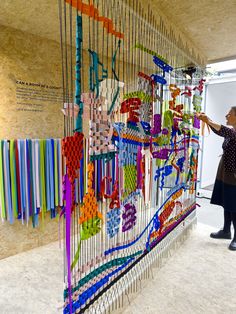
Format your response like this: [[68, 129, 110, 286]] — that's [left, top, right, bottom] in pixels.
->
[[0, 25, 64, 139]]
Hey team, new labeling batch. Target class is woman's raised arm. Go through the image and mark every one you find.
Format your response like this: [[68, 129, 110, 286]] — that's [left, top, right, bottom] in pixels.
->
[[196, 113, 236, 139]]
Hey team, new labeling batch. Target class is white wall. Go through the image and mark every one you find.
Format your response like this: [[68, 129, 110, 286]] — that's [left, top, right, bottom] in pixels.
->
[[200, 81, 236, 188]]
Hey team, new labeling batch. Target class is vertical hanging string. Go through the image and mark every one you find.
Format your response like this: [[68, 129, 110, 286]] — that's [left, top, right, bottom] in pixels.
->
[[58, 0, 66, 137], [64, 0, 70, 135]]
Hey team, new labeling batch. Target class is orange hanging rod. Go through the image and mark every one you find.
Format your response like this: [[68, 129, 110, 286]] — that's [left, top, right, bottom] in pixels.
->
[[65, 0, 124, 39]]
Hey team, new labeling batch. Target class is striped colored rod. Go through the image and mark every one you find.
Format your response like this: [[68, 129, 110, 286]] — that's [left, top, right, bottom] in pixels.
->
[[0, 139, 64, 226], [0, 141, 6, 219]]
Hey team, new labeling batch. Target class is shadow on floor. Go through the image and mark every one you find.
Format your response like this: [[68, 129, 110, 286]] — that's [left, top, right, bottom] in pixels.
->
[[203, 184, 214, 191], [196, 198, 223, 230]]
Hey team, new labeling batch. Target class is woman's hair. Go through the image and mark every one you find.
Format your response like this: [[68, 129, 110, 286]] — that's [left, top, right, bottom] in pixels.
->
[[231, 106, 236, 115]]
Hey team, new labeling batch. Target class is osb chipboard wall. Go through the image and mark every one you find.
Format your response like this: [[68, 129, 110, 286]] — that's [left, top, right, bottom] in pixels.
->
[[0, 24, 131, 258], [0, 24, 64, 139], [0, 24, 124, 140], [0, 214, 60, 259], [0, 25, 64, 258]]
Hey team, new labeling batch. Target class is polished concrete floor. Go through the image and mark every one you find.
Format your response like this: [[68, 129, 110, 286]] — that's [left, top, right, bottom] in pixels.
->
[[197, 197, 223, 229], [121, 220, 236, 314], [0, 198, 234, 314], [0, 240, 63, 314]]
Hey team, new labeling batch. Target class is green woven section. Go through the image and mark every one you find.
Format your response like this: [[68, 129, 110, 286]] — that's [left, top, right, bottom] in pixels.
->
[[134, 43, 168, 63], [71, 217, 102, 270], [193, 95, 202, 112], [80, 217, 102, 240], [123, 165, 137, 199], [90, 151, 116, 162], [123, 91, 153, 103]]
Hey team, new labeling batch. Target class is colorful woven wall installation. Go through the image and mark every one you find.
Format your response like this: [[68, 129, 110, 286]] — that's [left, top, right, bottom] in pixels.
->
[[58, 0, 206, 312]]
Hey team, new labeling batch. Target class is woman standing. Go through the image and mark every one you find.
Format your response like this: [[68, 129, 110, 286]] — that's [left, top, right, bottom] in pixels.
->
[[197, 107, 236, 251]]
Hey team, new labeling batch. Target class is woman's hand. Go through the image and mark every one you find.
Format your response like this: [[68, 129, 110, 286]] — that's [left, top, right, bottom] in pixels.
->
[[196, 112, 221, 131], [196, 112, 210, 124]]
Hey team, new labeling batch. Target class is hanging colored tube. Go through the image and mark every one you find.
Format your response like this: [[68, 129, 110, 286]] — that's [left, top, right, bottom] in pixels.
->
[[0, 138, 63, 226]]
